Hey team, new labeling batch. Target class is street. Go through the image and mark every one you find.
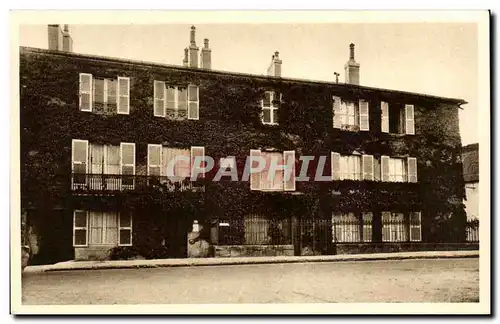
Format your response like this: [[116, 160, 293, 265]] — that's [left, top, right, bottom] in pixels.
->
[[22, 258, 479, 304]]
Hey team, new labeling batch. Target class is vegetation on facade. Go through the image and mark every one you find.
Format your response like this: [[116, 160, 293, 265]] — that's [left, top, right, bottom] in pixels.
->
[[20, 49, 467, 262]]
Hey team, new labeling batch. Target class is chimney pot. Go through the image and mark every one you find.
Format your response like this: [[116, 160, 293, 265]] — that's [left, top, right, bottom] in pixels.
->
[[349, 43, 355, 60]]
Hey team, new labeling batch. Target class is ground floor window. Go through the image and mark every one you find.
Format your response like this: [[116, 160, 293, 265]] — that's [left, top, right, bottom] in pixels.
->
[[72, 210, 132, 247], [382, 212, 406, 242], [331, 212, 373, 243], [218, 215, 292, 245]]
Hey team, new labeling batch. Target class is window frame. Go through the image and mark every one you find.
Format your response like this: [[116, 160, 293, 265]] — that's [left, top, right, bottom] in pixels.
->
[[79, 73, 93, 112], [409, 212, 422, 242], [73, 210, 89, 247], [261, 91, 280, 125], [118, 213, 133, 247], [117, 76, 130, 115], [120, 142, 136, 190]]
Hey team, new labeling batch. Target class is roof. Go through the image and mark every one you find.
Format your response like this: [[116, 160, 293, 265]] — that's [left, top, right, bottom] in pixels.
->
[[462, 143, 479, 183], [19, 46, 467, 106]]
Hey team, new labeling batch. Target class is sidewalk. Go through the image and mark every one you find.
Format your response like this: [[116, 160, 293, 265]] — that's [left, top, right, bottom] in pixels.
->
[[24, 250, 479, 273]]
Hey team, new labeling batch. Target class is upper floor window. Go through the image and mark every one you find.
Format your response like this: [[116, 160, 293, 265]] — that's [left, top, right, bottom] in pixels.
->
[[250, 150, 295, 191], [261, 91, 280, 125], [333, 96, 369, 131], [380, 156, 417, 183], [381, 102, 415, 135], [79, 73, 130, 115], [147, 145, 205, 179], [154, 81, 199, 120]]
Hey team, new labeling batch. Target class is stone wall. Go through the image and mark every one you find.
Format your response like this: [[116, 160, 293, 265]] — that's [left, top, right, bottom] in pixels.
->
[[214, 245, 294, 258], [335, 243, 479, 255]]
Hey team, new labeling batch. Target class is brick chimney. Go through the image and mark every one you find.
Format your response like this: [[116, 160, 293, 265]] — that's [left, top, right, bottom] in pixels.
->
[[200, 38, 211, 69], [344, 43, 360, 85], [267, 51, 282, 77], [48, 24, 72, 52], [189, 26, 199, 68]]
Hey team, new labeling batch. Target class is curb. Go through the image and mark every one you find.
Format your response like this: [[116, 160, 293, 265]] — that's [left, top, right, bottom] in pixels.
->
[[24, 250, 479, 273]]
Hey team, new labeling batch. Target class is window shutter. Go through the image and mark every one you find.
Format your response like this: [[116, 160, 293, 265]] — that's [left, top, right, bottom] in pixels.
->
[[73, 210, 88, 247], [191, 146, 205, 179], [407, 157, 418, 183], [118, 213, 132, 246], [381, 155, 390, 182], [153, 80, 166, 117], [72, 139, 88, 188], [405, 104, 415, 135], [359, 99, 369, 131], [120, 143, 135, 189], [79, 73, 92, 112], [250, 149, 261, 190], [147, 144, 162, 176], [331, 152, 341, 180], [381, 101, 389, 133], [117, 77, 130, 115], [284, 150, 296, 191], [188, 85, 199, 120], [362, 155, 374, 181], [332, 96, 341, 129]]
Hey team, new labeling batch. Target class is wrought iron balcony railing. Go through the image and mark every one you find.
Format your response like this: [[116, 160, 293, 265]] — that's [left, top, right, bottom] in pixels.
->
[[71, 173, 204, 193]]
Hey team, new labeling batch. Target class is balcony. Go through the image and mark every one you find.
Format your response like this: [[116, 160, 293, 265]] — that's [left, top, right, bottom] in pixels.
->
[[71, 173, 204, 193]]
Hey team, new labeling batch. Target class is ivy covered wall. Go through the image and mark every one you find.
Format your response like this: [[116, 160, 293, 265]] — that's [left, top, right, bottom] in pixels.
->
[[20, 47, 467, 252]]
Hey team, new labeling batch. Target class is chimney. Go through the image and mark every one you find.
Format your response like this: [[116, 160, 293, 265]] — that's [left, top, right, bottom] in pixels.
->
[[183, 48, 189, 67], [266, 51, 282, 77], [344, 43, 360, 85], [48, 25, 63, 51], [48, 24, 73, 52], [62, 25, 73, 52], [200, 38, 211, 69], [188, 26, 199, 68]]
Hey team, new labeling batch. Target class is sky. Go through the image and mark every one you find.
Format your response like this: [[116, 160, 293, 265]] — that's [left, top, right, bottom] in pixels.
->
[[18, 23, 478, 145]]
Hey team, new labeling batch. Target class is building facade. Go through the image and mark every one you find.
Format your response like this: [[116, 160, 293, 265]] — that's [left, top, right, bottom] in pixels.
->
[[20, 25, 471, 264], [462, 143, 479, 242]]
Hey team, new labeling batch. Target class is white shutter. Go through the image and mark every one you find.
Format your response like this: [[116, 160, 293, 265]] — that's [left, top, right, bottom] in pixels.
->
[[362, 155, 374, 181], [117, 77, 130, 114], [250, 149, 261, 190], [381, 101, 389, 133], [381, 155, 390, 182], [154, 80, 166, 117], [405, 104, 415, 135], [332, 96, 341, 129], [359, 99, 369, 131], [331, 152, 341, 181], [73, 210, 88, 247], [120, 143, 135, 189], [79, 73, 92, 112], [72, 139, 88, 188], [188, 85, 199, 120], [407, 157, 418, 183], [147, 144, 162, 176], [191, 146, 205, 179], [284, 150, 296, 191]]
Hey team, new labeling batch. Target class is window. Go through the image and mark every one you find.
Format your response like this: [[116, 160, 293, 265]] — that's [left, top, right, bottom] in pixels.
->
[[332, 213, 360, 243], [384, 103, 415, 135], [382, 212, 407, 242], [362, 212, 373, 242], [73, 211, 132, 247], [71, 140, 135, 190], [332, 97, 369, 131], [153, 81, 199, 120], [409, 212, 422, 242], [340, 155, 361, 180], [261, 91, 280, 125], [331, 153, 372, 181], [147, 145, 205, 179], [249, 150, 295, 191], [380, 156, 417, 183], [220, 157, 236, 170], [79, 73, 130, 114]]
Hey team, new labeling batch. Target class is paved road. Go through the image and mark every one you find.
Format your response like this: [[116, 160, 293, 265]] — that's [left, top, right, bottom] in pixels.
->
[[22, 258, 479, 304]]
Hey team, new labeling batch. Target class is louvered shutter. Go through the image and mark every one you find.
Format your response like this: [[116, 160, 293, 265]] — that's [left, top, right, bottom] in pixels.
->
[[405, 104, 415, 135], [381, 101, 389, 133], [284, 150, 296, 191], [381, 155, 390, 182], [153, 80, 165, 117], [72, 139, 88, 188], [250, 149, 261, 190], [79, 73, 92, 111], [147, 144, 162, 176], [359, 99, 369, 131], [191, 146, 205, 179], [188, 85, 199, 120], [73, 210, 88, 247], [332, 96, 341, 129], [120, 143, 135, 189], [331, 152, 341, 180], [117, 77, 130, 114], [407, 157, 418, 183], [362, 155, 374, 181]]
